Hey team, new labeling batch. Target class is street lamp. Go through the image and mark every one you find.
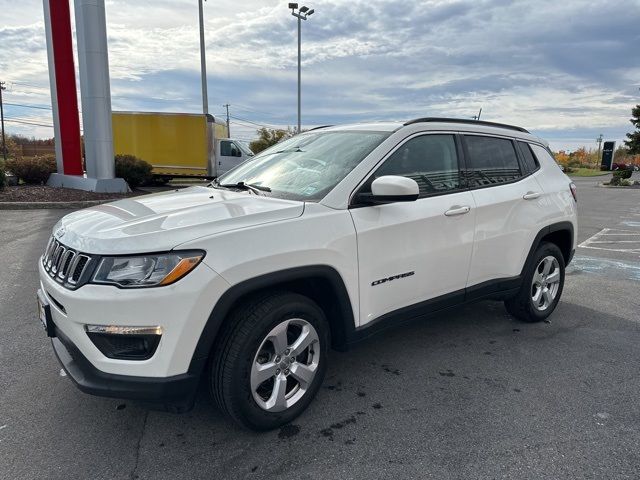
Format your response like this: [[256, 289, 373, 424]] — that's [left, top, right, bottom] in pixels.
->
[[289, 3, 314, 133], [198, 0, 208, 114], [596, 133, 603, 167]]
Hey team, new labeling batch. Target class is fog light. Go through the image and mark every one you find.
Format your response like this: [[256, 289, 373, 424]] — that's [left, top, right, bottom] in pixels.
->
[[85, 325, 162, 360]]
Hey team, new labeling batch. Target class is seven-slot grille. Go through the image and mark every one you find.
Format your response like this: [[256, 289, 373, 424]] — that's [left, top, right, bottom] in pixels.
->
[[42, 236, 92, 288]]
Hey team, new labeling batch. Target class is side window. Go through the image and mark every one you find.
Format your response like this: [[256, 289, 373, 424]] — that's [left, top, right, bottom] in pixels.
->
[[371, 134, 462, 196], [464, 135, 522, 187], [220, 140, 232, 157], [230, 143, 241, 157], [517, 141, 540, 173]]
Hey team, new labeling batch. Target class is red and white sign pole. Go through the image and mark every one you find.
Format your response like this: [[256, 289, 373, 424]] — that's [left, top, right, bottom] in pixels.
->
[[44, 0, 127, 192], [43, 0, 83, 176]]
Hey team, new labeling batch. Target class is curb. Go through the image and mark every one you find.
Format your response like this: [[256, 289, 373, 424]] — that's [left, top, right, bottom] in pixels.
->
[[0, 199, 113, 210], [597, 183, 640, 189]]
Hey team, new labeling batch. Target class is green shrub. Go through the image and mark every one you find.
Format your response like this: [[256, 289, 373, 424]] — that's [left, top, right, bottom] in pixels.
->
[[613, 169, 632, 180], [6, 155, 57, 184], [115, 154, 152, 188], [0, 160, 6, 189]]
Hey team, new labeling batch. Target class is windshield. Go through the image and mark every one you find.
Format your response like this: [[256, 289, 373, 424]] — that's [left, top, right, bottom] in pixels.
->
[[216, 131, 390, 201], [236, 141, 254, 156]]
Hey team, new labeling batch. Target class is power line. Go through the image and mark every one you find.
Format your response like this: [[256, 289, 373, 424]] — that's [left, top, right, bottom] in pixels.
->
[[232, 103, 292, 121], [5, 118, 54, 128], [5, 102, 52, 110], [229, 114, 276, 129], [6, 81, 49, 89]]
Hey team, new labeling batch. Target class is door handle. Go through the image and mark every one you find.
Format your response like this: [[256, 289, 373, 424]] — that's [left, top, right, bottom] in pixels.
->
[[523, 191, 541, 200], [444, 205, 471, 216]]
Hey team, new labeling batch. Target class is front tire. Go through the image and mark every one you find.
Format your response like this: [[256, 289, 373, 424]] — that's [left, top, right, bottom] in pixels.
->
[[210, 291, 329, 430], [505, 242, 565, 323]]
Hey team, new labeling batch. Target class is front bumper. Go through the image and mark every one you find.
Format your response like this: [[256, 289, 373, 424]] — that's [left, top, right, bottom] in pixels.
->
[[52, 325, 201, 412], [38, 255, 230, 407]]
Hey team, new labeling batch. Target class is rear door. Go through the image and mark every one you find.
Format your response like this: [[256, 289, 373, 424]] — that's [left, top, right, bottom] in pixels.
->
[[350, 133, 476, 326], [462, 134, 545, 289]]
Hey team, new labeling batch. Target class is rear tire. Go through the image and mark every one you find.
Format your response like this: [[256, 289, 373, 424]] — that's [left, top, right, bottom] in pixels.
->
[[505, 242, 565, 323], [209, 291, 329, 430]]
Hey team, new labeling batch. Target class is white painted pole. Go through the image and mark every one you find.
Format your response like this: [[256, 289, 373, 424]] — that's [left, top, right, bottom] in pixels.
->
[[74, 0, 114, 180]]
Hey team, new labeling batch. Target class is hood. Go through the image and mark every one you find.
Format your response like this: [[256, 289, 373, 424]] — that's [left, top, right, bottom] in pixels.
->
[[53, 186, 304, 254]]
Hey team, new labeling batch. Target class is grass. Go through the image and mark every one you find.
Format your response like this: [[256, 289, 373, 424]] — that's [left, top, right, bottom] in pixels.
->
[[567, 168, 611, 177]]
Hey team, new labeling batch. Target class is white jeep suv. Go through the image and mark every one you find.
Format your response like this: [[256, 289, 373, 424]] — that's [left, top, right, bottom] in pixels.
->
[[37, 118, 577, 430]]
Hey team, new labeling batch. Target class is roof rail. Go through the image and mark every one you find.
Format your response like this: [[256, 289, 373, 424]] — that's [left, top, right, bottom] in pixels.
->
[[307, 125, 333, 131], [404, 117, 529, 133]]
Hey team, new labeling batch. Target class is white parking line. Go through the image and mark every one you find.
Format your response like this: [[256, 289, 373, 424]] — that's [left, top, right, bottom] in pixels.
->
[[578, 228, 640, 254]]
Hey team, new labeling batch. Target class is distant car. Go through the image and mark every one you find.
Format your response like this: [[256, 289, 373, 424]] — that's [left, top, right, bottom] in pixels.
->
[[612, 163, 635, 171], [38, 117, 578, 430]]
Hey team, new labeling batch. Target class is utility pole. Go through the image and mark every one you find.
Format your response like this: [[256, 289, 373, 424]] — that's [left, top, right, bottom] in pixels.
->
[[596, 134, 603, 168], [0, 81, 6, 161], [223, 103, 231, 137], [198, 0, 208, 114], [289, 3, 314, 134]]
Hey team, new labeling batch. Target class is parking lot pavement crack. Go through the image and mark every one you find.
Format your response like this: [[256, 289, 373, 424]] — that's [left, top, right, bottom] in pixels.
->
[[130, 411, 149, 480]]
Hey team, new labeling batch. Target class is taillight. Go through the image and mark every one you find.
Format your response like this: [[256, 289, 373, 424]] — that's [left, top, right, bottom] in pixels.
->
[[570, 183, 577, 202]]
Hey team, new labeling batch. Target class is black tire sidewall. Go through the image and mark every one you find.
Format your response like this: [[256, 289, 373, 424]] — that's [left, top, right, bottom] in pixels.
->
[[223, 294, 329, 430]]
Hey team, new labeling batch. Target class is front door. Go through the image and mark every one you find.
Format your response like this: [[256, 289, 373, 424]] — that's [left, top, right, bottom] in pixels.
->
[[218, 140, 243, 175], [350, 133, 476, 327]]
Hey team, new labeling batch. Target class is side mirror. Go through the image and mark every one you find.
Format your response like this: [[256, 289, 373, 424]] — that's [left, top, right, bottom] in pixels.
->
[[356, 175, 420, 205]]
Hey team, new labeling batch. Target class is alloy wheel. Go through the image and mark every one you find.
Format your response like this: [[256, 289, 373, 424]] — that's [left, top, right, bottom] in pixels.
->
[[250, 318, 320, 412], [531, 255, 561, 311]]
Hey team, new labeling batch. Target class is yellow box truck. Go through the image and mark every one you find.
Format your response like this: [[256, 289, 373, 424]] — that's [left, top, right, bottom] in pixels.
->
[[112, 112, 254, 179]]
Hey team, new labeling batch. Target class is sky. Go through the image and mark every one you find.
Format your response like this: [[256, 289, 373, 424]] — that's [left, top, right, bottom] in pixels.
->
[[1, 0, 639, 151]]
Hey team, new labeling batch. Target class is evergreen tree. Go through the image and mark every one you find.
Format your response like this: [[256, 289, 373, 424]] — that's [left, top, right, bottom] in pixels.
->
[[624, 105, 640, 154]]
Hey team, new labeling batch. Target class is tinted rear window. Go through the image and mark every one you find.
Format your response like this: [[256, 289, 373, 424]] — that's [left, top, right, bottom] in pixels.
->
[[464, 135, 521, 186]]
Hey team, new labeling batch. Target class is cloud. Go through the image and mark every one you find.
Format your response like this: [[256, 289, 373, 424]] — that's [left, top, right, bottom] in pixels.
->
[[0, 0, 639, 149]]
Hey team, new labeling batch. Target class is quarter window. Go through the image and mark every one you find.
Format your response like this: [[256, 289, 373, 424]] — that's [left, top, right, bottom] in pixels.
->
[[372, 134, 462, 195], [518, 141, 539, 173], [464, 135, 521, 187]]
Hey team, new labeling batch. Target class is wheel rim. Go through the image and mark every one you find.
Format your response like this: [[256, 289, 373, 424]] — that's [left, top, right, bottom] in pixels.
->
[[531, 255, 561, 311], [250, 318, 320, 412]]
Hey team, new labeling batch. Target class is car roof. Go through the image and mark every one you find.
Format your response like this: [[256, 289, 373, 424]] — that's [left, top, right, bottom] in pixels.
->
[[313, 119, 547, 145]]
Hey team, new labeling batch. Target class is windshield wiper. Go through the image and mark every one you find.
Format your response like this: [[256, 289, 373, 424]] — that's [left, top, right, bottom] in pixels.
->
[[261, 147, 303, 156], [216, 181, 271, 195]]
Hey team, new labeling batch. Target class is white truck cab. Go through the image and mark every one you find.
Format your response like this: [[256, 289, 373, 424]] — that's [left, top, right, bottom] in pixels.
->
[[217, 138, 254, 176], [37, 118, 577, 430]]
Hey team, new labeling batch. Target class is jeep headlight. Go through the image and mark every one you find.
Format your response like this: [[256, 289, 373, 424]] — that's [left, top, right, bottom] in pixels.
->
[[92, 251, 204, 288]]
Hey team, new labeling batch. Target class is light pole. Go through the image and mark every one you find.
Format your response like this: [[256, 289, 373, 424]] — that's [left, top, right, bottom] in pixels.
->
[[0, 81, 6, 161], [596, 133, 603, 168], [198, 0, 208, 114], [289, 3, 314, 133]]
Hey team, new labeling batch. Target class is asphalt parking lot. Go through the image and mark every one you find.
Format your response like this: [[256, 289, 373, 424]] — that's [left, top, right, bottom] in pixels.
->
[[1, 174, 639, 480]]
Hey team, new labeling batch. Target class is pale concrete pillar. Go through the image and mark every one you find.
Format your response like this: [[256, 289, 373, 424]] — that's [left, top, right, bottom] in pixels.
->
[[74, 0, 114, 180]]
